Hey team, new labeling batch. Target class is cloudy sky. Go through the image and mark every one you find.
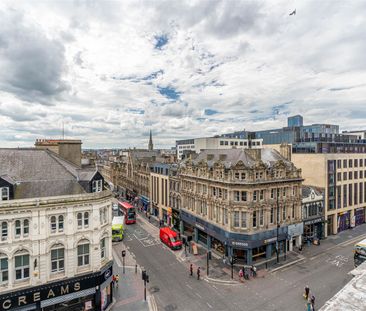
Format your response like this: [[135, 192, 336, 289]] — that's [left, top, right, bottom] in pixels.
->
[[0, 0, 365, 149]]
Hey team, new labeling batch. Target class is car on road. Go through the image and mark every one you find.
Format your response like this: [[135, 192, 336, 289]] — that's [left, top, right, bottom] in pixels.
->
[[159, 227, 182, 250]]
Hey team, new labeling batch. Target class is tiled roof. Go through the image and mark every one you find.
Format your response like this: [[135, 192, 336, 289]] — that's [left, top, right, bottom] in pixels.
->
[[0, 148, 100, 199]]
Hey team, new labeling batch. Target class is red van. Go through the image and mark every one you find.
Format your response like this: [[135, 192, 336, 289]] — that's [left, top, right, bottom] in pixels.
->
[[159, 227, 182, 250]]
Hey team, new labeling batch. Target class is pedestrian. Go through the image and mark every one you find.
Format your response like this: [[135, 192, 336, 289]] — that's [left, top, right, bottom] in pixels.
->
[[197, 267, 201, 280], [115, 274, 119, 288], [112, 275, 116, 289], [252, 265, 257, 277], [239, 268, 244, 282], [304, 285, 310, 300], [190, 264, 193, 277], [310, 295, 315, 311]]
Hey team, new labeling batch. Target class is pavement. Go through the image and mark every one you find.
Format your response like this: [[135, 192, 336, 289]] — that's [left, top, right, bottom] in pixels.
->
[[112, 207, 366, 311]]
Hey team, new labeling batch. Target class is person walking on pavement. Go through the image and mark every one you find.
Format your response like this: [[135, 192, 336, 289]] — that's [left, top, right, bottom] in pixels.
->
[[304, 285, 310, 300], [190, 264, 193, 277], [239, 268, 244, 282], [252, 265, 257, 277], [310, 295, 315, 311], [115, 274, 119, 288], [197, 267, 201, 280]]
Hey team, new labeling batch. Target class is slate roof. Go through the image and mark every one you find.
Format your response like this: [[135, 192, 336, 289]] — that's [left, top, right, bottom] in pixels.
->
[[302, 185, 324, 198], [183, 148, 294, 169], [0, 148, 100, 199]]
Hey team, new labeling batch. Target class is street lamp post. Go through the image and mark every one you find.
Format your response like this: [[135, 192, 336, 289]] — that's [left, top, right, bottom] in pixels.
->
[[142, 270, 149, 301], [122, 250, 126, 274], [276, 191, 280, 264]]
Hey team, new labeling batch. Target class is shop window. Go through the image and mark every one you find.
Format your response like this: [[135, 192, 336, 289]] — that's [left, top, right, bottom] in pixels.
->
[[15, 252, 30, 280], [1, 222, 7, 241], [77, 242, 90, 267], [0, 255, 8, 284], [51, 247, 65, 273]]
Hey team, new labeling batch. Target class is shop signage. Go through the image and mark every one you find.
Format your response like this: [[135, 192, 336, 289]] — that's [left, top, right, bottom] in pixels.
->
[[231, 241, 249, 248], [287, 223, 304, 237], [304, 217, 323, 226], [264, 237, 277, 244], [0, 272, 103, 311], [195, 223, 205, 231]]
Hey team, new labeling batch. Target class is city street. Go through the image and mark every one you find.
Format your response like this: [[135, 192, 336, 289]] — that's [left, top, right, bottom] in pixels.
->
[[113, 215, 366, 311]]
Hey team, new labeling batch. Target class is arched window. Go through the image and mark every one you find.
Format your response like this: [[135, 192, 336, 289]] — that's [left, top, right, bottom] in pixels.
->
[[15, 251, 30, 280], [0, 254, 8, 283], [77, 241, 90, 266], [23, 219, 29, 236], [51, 245, 64, 273], [1, 222, 8, 241], [84, 212, 89, 227], [15, 220, 21, 237], [58, 215, 64, 232], [77, 213, 82, 228], [50, 216, 57, 232]]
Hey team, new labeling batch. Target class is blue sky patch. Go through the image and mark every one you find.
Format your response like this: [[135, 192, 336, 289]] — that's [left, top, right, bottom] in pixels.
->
[[158, 86, 180, 100], [154, 34, 169, 49], [204, 108, 218, 116]]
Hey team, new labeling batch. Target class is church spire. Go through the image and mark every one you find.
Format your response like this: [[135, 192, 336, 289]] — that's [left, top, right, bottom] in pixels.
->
[[148, 130, 153, 151]]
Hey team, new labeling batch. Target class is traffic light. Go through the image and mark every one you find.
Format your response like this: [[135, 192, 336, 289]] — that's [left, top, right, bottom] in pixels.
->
[[142, 270, 146, 281]]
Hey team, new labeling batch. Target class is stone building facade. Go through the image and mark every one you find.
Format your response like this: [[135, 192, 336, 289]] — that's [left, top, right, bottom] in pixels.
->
[[0, 148, 113, 311], [179, 148, 303, 265]]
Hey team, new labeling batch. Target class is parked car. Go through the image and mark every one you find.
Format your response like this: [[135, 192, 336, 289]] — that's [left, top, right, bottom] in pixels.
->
[[159, 227, 182, 250]]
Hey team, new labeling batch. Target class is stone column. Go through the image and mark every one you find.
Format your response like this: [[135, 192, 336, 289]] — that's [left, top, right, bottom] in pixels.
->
[[332, 213, 338, 235], [266, 244, 272, 259]]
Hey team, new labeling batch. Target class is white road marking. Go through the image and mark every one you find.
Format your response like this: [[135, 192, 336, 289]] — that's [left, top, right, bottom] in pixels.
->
[[186, 284, 193, 289], [206, 302, 213, 309], [195, 293, 202, 298]]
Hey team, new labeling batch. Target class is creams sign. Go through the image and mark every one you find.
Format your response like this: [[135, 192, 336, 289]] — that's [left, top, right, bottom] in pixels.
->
[[0, 277, 93, 311]]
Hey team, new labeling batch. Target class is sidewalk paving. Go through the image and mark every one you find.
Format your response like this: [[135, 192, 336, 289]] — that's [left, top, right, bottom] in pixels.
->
[[112, 242, 150, 311]]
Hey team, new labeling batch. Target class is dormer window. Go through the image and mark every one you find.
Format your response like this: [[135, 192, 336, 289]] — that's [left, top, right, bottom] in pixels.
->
[[0, 187, 9, 201], [92, 180, 103, 192]]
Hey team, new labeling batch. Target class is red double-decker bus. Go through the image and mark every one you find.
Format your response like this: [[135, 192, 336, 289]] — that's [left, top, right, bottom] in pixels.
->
[[118, 201, 136, 224]]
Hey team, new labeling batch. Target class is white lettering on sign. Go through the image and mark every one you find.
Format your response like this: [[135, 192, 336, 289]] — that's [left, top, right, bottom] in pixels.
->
[[231, 241, 248, 247], [195, 224, 205, 231], [264, 237, 277, 244]]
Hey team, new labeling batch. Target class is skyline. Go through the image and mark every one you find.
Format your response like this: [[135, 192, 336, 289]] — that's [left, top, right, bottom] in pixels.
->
[[1, 0, 366, 149]]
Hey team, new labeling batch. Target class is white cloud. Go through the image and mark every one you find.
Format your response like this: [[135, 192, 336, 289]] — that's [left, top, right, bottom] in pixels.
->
[[0, 0, 365, 149]]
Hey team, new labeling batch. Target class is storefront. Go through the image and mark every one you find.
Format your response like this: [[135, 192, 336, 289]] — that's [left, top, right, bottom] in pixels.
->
[[338, 211, 350, 233], [181, 210, 288, 265], [0, 262, 113, 311], [355, 208, 365, 226], [303, 217, 324, 240], [138, 195, 150, 212]]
